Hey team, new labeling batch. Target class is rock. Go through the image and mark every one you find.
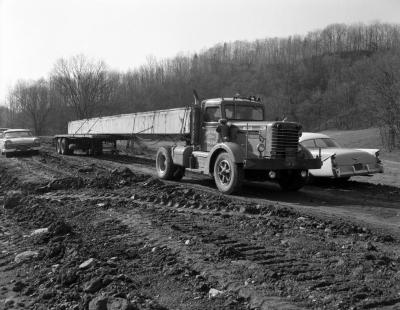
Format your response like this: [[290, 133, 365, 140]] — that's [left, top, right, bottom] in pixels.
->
[[88, 296, 108, 310], [84, 277, 104, 293], [41, 289, 56, 300], [51, 264, 60, 272], [88, 296, 135, 310], [48, 220, 72, 236], [108, 297, 132, 310], [30, 228, 49, 236], [184, 239, 190, 245], [79, 258, 95, 269], [365, 241, 377, 251], [12, 280, 26, 292], [58, 269, 78, 286], [3, 190, 23, 209], [208, 288, 224, 298], [4, 298, 15, 306], [297, 216, 307, 221], [324, 228, 332, 234], [15, 250, 39, 263]]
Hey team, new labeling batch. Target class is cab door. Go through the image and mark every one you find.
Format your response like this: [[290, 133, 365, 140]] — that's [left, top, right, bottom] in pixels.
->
[[201, 105, 221, 151]]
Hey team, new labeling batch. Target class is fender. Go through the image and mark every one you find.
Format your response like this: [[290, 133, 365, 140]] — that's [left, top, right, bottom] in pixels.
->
[[205, 142, 245, 175]]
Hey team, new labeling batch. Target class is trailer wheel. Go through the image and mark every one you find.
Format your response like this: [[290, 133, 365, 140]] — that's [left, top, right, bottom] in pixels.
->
[[55, 138, 61, 154], [278, 170, 307, 191], [171, 165, 185, 181], [213, 152, 243, 194], [156, 146, 174, 180], [60, 138, 70, 155]]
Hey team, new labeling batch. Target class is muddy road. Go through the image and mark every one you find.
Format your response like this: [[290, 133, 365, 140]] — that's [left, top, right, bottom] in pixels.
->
[[1, 148, 400, 309]]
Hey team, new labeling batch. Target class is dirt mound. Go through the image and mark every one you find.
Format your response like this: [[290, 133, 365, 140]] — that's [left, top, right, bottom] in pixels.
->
[[88, 168, 148, 189]]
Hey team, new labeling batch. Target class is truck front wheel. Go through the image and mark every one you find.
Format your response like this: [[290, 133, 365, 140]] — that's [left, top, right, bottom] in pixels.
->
[[278, 170, 307, 191], [156, 146, 174, 180], [213, 152, 243, 194]]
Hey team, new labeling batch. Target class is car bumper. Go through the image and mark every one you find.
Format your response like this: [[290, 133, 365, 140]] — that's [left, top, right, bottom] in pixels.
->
[[2, 147, 41, 153], [332, 163, 384, 178]]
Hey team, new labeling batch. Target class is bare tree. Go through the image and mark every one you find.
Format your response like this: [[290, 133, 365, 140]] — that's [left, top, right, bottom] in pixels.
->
[[51, 55, 113, 119], [9, 79, 53, 135]]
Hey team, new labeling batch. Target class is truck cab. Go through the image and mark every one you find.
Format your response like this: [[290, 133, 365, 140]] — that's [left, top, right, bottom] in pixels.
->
[[156, 96, 322, 194]]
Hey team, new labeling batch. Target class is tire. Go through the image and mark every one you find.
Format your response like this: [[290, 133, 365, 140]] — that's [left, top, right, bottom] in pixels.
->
[[171, 165, 185, 181], [56, 139, 61, 154], [278, 170, 307, 191], [60, 138, 69, 155], [156, 146, 174, 180], [213, 152, 243, 194]]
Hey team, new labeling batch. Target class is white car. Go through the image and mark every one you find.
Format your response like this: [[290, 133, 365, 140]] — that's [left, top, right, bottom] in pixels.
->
[[299, 132, 383, 180], [0, 129, 41, 157]]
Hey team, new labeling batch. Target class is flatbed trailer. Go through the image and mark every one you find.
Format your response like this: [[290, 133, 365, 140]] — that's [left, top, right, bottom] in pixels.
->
[[54, 107, 190, 155]]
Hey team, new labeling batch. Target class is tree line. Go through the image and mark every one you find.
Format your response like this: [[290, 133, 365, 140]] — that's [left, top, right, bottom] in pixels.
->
[[1, 22, 400, 149]]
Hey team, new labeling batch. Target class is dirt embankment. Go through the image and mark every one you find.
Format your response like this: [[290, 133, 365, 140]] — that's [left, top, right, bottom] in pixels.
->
[[1, 151, 400, 309]]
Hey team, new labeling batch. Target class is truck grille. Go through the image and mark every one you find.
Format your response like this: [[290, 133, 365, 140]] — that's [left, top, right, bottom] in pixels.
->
[[270, 122, 300, 158]]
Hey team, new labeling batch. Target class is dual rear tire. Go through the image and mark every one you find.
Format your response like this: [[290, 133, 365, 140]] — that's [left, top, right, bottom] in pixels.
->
[[56, 138, 73, 155], [156, 146, 185, 181]]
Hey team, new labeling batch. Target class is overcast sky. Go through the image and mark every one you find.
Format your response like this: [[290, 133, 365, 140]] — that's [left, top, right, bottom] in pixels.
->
[[1, 0, 400, 103]]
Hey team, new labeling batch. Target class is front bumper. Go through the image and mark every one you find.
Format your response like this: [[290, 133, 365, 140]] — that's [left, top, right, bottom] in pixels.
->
[[243, 157, 322, 170]]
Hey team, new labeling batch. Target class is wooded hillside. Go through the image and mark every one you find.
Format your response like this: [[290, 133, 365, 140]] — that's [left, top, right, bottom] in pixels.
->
[[1, 22, 400, 149]]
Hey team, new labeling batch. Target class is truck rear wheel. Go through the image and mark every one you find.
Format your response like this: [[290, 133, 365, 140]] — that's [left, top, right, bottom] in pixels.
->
[[213, 152, 243, 194], [156, 146, 174, 180], [278, 170, 307, 191]]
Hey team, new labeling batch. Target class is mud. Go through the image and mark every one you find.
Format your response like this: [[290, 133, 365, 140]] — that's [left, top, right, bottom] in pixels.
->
[[1, 150, 400, 309]]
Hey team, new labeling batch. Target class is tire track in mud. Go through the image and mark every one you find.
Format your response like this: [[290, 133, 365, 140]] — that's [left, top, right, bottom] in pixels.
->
[[34, 187, 400, 309], [3, 150, 400, 309]]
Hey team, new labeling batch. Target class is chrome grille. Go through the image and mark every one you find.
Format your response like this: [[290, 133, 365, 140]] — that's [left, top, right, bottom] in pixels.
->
[[270, 122, 300, 158]]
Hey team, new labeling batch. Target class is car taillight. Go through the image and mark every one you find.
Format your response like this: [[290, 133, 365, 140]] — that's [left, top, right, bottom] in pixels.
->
[[4, 140, 12, 148]]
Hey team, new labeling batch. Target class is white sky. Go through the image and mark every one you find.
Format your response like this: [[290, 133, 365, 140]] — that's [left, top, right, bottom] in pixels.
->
[[1, 0, 400, 104]]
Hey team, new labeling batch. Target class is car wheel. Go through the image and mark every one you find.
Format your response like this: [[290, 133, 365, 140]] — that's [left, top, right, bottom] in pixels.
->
[[278, 170, 307, 191], [213, 152, 243, 194]]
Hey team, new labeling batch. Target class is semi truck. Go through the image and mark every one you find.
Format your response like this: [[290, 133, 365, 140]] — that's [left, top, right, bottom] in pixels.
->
[[54, 93, 322, 194]]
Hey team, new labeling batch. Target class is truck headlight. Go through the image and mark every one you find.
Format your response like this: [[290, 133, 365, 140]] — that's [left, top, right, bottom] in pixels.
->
[[4, 140, 12, 148], [257, 143, 265, 152], [33, 139, 40, 146]]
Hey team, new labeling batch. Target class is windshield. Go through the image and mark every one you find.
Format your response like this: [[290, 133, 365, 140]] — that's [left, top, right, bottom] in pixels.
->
[[301, 138, 341, 148], [5, 131, 33, 138], [224, 104, 264, 121]]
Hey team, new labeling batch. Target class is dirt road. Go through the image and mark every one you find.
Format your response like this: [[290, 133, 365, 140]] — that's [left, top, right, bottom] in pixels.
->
[[1, 148, 400, 309]]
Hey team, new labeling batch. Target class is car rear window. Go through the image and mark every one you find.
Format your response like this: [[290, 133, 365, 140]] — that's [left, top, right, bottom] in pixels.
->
[[5, 131, 33, 138]]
